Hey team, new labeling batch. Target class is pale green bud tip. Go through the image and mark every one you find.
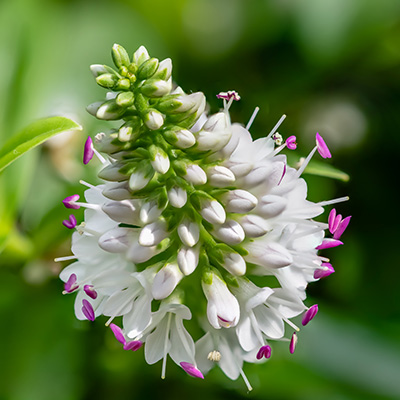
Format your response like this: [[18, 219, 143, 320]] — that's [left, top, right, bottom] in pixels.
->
[[154, 58, 173, 80], [202, 270, 213, 285], [144, 110, 164, 130], [90, 64, 109, 77], [112, 44, 130, 69], [133, 45, 150, 66], [116, 91, 134, 107], [141, 78, 172, 98]]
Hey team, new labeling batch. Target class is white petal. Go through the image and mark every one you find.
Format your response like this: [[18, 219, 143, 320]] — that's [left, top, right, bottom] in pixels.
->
[[222, 252, 246, 276], [236, 314, 261, 352], [200, 200, 226, 224], [169, 316, 195, 365], [102, 199, 142, 225], [177, 220, 200, 247], [144, 316, 171, 365], [177, 246, 199, 276], [140, 200, 163, 224], [152, 263, 183, 300], [207, 166, 235, 187], [167, 187, 187, 208], [184, 164, 207, 185], [139, 220, 167, 247], [254, 305, 285, 339], [223, 189, 258, 213], [213, 220, 245, 245], [98, 227, 133, 253]]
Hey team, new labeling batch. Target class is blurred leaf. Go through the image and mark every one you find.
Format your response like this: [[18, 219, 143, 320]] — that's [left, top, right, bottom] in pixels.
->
[[303, 159, 350, 182], [0, 116, 82, 173]]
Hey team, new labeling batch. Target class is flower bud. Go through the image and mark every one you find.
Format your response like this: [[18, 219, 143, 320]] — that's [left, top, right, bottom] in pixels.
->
[[137, 58, 159, 80], [98, 227, 133, 253], [194, 112, 231, 151], [118, 117, 142, 142], [102, 199, 142, 225], [139, 220, 168, 247], [177, 219, 200, 247], [207, 166, 235, 187], [102, 181, 131, 200], [112, 44, 131, 69], [177, 246, 199, 276], [149, 145, 170, 174], [116, 91, 135, 107], [141, 78, 172, 97], [96, 73, 118, 88], [212, 220, 245, 245], [140, 200, 164, 224], [259, 195, 287, 218], [163, 128, 196, 149], [129, 167, 154, 191], [153, 58, 172, 80], [240, 215, 270, 237], [223, 252, 246, 276], [94, 131, 120, 153], [222, 189, 258, 213], [94, 100, 126, 120], [182, 164, 207, 185], [167, 186, 187, 208], [143, 110, 164, 130], [199, 199, 226, 225], [133, 45, 150, 66], [152, 263, 183, 300], [98, 162, 127, 182]]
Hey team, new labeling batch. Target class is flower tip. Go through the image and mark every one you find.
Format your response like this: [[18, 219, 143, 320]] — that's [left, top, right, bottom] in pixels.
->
[[83, 136, 94, 165], [180, 362, 204, 379], [316, 132, 332, 159]]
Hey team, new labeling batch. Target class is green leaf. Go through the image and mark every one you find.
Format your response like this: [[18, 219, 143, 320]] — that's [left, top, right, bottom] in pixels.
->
[[0, 116, 82, 173], [303, 160, 350, 182]]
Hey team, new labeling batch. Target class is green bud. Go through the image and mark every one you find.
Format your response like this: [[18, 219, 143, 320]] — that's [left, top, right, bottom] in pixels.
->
[[98, 162, 128, 181], [116, 91, 134, 107], [140, 78, 172, 98], [112, 44, 130, 69], [134, 93, 148, 114], [96, 73, 118, 88], [95, 99, 126, 120], [202, 269, 213, 285], [137, 58, 159, 80], [94, 131, 120, 153], [118, 161, 139, 175], [171, 160, 187, 176], [115, 78, 131, 90], [90, 64, 119, 78]]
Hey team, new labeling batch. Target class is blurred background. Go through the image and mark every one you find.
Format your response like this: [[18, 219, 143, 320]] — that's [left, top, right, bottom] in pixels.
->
[[1, 0, 399, 399]]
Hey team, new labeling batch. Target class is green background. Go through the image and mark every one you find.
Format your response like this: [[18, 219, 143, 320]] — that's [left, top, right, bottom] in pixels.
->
[[0, 0, 399, 399]]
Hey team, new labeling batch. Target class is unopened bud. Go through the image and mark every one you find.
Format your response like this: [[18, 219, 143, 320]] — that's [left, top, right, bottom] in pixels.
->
[[164, 128, 196, 149], [143, 110, 164, 130], [133, 45, 150, 66], [112, 44, 130, 69], [96, 73, 118, 88], [137, 58, 159, 80], [149, 145, 170, 174], [116, 91, 134, 107], [95, 100, 126, 120], [153, 58, 172, 80], [141, 78, 172, 97]]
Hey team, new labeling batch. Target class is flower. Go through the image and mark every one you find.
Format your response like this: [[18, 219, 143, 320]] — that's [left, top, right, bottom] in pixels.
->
[[58, 44, 350, 389]]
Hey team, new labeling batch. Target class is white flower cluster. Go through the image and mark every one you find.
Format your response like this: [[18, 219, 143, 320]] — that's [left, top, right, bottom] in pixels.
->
[[59, 45, 350, 389]]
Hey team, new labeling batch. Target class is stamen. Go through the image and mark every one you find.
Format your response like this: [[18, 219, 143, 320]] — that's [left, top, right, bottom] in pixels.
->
[[314, 262, 335, 279], [333, 216, 351, 240], [79, 180, 97, 189], [286, 135, 297, 150], [81, 299, 95, 321], [93, 147, 107, 164], [302, 304, 318, 326], [105, 292, 137, 326], [123, 340, 143, 351], [84, 284, 98, 299], [63, 273, 78, 294], [55, 255, 77, 262], [83, 136, 94, 165], [62, 215, 77, 229], [295, 146, 317, 178], [266, 114, 286, 140], [316, 132, 332, 159], [256, 345, 271, 360], [316, 238, 343, 250], [161, 313, 172, 379], [239, 368, 253, 392], [318, 196, 349, 207], [289, 332, 298, 354], [62, 195, 80, 210], [72, 202, 101, 211], [180, 362, 204, 379], [109, 323, 126, 344], [207, 350, 221, 362], [246, 106, 260, 130]]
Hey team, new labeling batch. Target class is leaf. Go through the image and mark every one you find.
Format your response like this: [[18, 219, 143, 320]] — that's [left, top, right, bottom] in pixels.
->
[[303, 160, 350, 182], [0, 116, 82, 173]]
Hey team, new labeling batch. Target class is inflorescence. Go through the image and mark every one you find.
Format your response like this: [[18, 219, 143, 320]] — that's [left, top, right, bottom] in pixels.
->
[[58, 44, 350, 390]]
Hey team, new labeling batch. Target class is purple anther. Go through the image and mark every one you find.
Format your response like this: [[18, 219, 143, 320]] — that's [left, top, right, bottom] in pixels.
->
[[328, 209, 340, 234], [83, 136, 94, 165], [256, 345, 272, 360], [286, 135, 297, 150], [316, 238, 343, 250], [289, 332, 298, 354], [333, 216, 351, 240], [216, 91, 240, 101], [316, 133, 332, 159], [62, 194, 80, 210], [123, 340, 143, 351], [62, 214, 77, 229], [84, 284, 98, 299], [64, 273, 78, 293], [180, 362, 204, 379], [81, 299, 95, 321], [110, 323, 126, 344], [302, 304, 319, 326], [314, 262, 335, 279]]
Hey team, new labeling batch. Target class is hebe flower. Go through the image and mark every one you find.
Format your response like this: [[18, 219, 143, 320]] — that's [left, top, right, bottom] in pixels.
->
[[57, 44, 351, 390]]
